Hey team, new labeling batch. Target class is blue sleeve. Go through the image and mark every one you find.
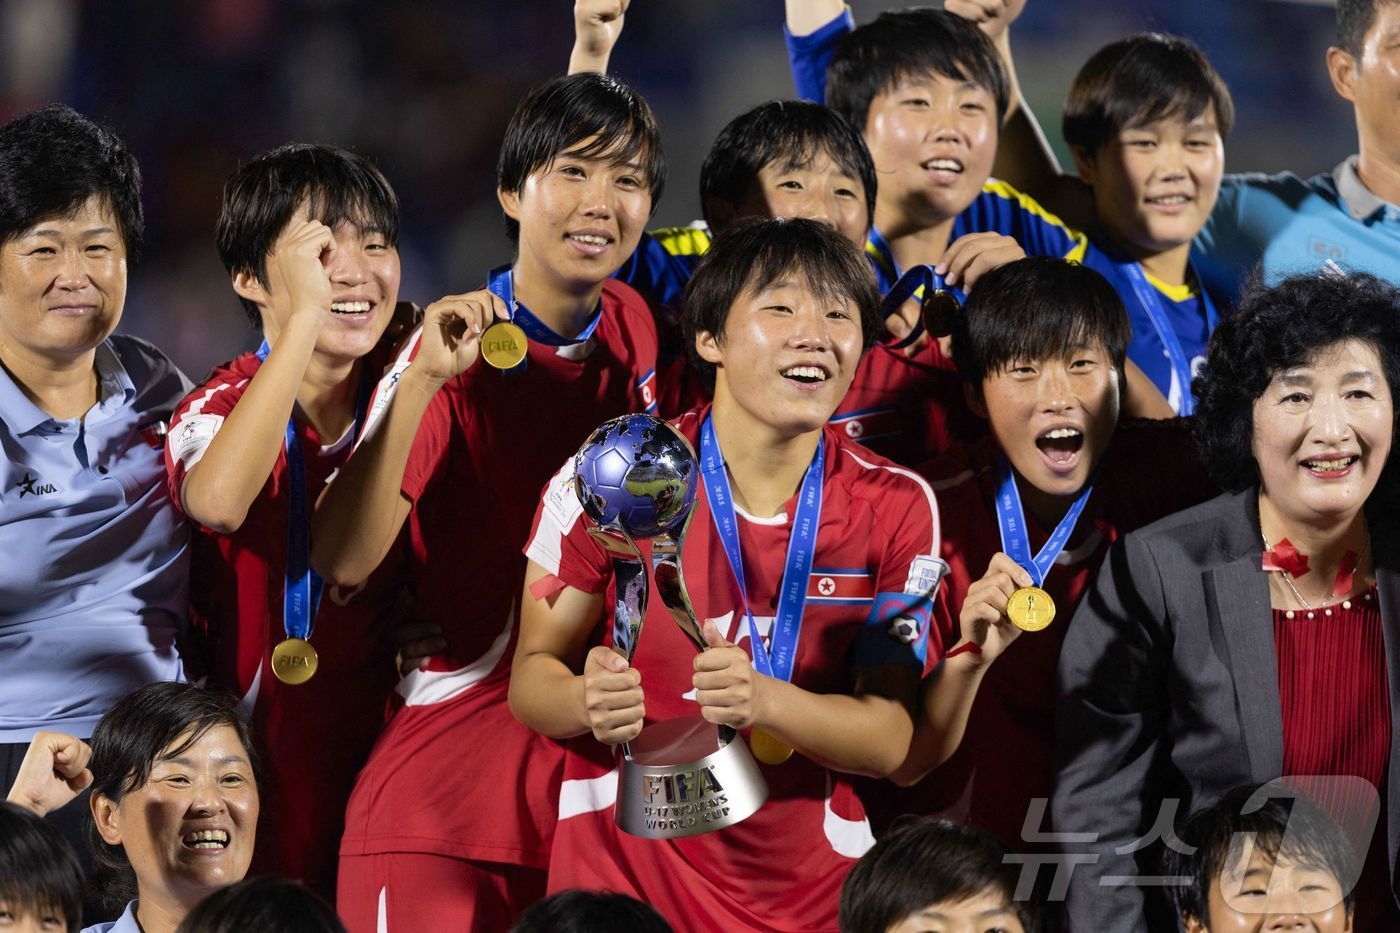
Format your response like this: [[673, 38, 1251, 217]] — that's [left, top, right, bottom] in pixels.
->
[[1194, 174, 1259, 307], [850, 590, 933, 669], [958, 183, 1087, 260], [613, 231, 692, 312], [783, 8, 854, 103]]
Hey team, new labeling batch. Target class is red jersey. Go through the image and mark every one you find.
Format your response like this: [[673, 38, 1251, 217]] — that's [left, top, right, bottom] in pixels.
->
[[340, 279, 660, 869], [165, 351, 404, 896], [523, 407, 943, 932], [832, 339, 986, 467], [904, 420, 1213, 846]]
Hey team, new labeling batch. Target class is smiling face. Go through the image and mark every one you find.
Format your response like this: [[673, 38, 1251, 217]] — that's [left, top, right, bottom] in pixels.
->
[[718, 151, 870, 249], [863, 73, 998, 228], [1186, 841, 1353, 933], [499, 140, 653, 297], [1251, 339, 1394, 528], [697, 276, 865, 438], [0, 195, 126, 366], [252, 213, 401, 366], [976, 343, 1121, 513], [884, 889, 1026, 933], [1076, 107, 1224, 265], [92, 724, 258, 915]]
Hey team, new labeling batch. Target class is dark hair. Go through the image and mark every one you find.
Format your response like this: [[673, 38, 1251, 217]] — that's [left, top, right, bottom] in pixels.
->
[[510, 889, 672, 933], [1166, 784, 1360, 925], [1193, 272, 1400, 492], [175, 877, 345, 933], [1063, 34, 1235, 158], [0, 802, 84, 933], [840, 817, 1039, 933], [951, 257, 1130, 391], [216, 143, 400, 328], [0, 104, 143, 262], [87, 683, 257, 911], [682, 217, 882, 389], [699, 100, 876, 231], [826, 8, 1010, 131], [497, 73, 665, 243], [1337, 0, 1399, 56]]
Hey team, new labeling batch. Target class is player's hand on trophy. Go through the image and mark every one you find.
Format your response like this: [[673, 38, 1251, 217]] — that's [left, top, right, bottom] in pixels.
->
[[5, 731, 93, 817], [583, 645, 646, 745], [955, 552, 1030, 666], [692, 619, 766, 729], [945, 0, 1027, 40], [268, 217, 338, 329], [570, 0, 629, 74], [938, 232, 1026, 290], [413, 290, 506, 387]]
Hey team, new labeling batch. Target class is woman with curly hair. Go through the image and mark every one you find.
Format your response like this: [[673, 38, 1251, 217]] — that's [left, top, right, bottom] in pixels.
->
[[1053, 271, 1400, 933]]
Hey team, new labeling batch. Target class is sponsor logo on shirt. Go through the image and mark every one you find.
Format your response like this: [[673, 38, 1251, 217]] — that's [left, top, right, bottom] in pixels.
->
[[15, 472, 58, 498], [171, 414, 224, 468], [903, 554, 948, 598]]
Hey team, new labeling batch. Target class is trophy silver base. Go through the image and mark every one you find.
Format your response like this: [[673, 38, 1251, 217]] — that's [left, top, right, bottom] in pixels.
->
[[615, 717, 769, 840]]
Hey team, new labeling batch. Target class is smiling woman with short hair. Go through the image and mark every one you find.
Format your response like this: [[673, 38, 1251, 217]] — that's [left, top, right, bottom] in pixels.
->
[[1055, 271, 1400, 932]]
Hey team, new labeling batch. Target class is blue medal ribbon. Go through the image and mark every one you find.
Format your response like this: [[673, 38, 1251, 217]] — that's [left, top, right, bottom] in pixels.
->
[[699, 415, 824, 682], [1118, 258, 1218, 417], [255, 340, 375, 642], [879, 264, 964, 351], [486, 264, 604, 374], [867, 225, 901, 293], [994, 456, 1093, 588]]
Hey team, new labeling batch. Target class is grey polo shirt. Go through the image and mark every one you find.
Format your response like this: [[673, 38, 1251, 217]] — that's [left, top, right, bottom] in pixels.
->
[[0, 334, 191, 741]]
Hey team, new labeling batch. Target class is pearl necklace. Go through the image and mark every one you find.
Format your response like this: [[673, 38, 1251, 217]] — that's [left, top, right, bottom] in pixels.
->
[[1261, 533, 1367, 611]]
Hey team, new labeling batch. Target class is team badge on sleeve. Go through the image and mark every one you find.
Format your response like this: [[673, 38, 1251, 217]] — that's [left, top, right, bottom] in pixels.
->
[[171, 414, 224, 467]]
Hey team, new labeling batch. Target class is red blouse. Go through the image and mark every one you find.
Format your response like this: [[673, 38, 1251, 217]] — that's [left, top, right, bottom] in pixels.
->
[[1274, 586, 1394, 929]]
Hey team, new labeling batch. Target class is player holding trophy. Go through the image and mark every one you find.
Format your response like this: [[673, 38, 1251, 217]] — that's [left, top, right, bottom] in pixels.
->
[[513, 218, 943, 931]]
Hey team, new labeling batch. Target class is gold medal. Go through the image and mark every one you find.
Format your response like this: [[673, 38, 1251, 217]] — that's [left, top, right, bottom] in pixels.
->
[[1006, 586, 1055, 632], [271, 637, 319, 685], [481, 321, 528, 370], [921, 289, 960, 339], [749, 728, 794, 765]]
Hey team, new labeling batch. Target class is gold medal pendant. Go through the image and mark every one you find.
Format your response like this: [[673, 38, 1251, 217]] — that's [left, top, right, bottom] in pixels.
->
[[1006, 586, 1055, 632], [749, 728, 794, 765], [481, 321, 528, 370], [271, 637, 319, 685], [921, 289, 960, 339]]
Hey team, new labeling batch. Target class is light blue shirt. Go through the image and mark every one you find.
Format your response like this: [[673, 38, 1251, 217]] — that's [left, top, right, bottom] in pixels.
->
[[80, 901, 139, 933], [1196, 156, 1400, 305], [0, 335, 190, 742]]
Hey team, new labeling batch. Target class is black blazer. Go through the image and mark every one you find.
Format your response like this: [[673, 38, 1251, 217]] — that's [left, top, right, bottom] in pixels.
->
[[1053, 489, 1400, 932]]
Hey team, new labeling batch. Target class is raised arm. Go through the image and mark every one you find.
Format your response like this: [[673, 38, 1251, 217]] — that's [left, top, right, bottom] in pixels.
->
[[310, 291, 503, 587], [568, 0, 629, 75], [783, 0, 850, 102], [5, 732, 92, 817], [891, 552, 1028, 786], [179, 219, 335, 533], [947, 0, 1097, 230]]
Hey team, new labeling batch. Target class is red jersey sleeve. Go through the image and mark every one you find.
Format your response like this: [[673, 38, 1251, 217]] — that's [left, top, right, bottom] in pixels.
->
[[165, 368, 253, 521], [852, 460, 946, 671], [523, 455, 610, 595], [399, 382, 457, 504]]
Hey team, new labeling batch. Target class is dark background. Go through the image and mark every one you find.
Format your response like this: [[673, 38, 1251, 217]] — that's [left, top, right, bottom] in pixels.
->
[[0, 0, 1346, 379]]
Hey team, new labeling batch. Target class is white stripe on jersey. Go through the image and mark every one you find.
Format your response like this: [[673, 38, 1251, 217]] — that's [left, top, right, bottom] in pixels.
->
[[396, 599, 514, 707], [839, 448, 941, 554], [821, 773, 876, 858], [376, 886, 388, 933], [238, 662, 262, 721], [558, 766, 619, 820], [525, 459, 585, 576]]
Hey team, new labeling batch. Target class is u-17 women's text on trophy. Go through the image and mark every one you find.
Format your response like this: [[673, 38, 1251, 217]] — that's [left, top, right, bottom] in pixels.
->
[[574, 414, 769, 840]]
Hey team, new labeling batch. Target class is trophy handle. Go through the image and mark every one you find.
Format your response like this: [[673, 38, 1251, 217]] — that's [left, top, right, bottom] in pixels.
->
[[586, 524, 648, 665], [651, 510, 737, 746]]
